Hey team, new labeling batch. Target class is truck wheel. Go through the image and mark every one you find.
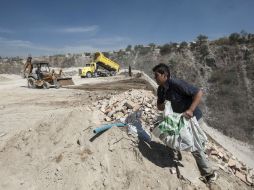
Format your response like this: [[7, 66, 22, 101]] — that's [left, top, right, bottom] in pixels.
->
[[55, 83, 60, 89], [86, 72, 92, 78], [110, 71, 116, 76], [55, 82, 61, 89], [43, 82, 50, 89], [53, 79, 61, 89], [28, 78, 36, 88]]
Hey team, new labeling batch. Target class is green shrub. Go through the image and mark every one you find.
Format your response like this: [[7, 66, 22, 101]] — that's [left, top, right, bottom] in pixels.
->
[[179, 41, 188, 49], [160, 44, 171, 55], [125, 45, 132, 52], [199, 44, 209, 56]]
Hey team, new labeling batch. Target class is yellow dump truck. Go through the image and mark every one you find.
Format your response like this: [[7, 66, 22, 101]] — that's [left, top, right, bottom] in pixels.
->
[[79, 52, 120, 78]]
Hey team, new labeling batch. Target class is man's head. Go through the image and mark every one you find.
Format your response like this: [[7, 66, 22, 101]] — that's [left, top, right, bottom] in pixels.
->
[[27, 56, 32, 62], [152, 63, 170, 86]]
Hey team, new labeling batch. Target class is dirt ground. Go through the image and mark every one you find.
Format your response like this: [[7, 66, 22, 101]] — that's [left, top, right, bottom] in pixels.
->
[[0, 72, 253, 190], [70, 78, 154, 93]]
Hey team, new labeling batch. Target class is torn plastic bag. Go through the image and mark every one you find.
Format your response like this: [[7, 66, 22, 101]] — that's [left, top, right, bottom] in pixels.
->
[[152, 101, 207, 152]]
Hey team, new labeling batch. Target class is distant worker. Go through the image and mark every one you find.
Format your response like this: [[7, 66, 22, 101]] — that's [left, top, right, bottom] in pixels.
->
[[128, 65, 132, 77], [152, 63, 218, 184], [23, 55, 33, 78], [35, 64, 43, 80]]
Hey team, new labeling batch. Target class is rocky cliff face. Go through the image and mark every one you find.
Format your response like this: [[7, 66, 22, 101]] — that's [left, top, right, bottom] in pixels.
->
[[110, 39, 254, 145]]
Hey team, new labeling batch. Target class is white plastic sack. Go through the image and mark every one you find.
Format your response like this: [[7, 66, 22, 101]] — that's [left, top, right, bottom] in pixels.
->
[[152, 101, 207, 152]]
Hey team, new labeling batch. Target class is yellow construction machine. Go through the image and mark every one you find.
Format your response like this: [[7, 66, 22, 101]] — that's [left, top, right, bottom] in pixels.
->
[[27, 62, 74, 89], [79, 52, 120, 78]]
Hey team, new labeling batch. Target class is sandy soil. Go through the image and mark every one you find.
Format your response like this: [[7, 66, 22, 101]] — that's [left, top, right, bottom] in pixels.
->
[[0, 72, 252, 190]]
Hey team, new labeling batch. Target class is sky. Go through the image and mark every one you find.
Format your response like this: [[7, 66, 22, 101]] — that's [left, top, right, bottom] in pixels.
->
[[0, 0, 253, 57]]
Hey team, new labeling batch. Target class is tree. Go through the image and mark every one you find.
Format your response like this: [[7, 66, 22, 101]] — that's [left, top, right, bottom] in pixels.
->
[[117, 50, 125, 57], [134, 45, 143, 52], [190, 42, 197, 51], [160, 44, 171, 55], [200, 44, 209, 56], [102, 52, 110, 58], [196, 34, 208, 44], [148, 43, 156, 50], [171, 43, 178, 48], [248, 33, 254, 43], [229, 33, 240, 44], [126, 45, 132, 52], [240, 30, 248, 38], [179, 41, 188, 49], [139, 46, 151, 55], [213, 37, 229, 45], [159, 42, 179, 55]]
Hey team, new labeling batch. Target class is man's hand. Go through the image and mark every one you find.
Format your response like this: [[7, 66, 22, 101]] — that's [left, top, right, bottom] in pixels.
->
[[157, 102, 165, 111], [150, 126, 154, 132], [183, 90, 203, 119], [183, 109, 193, 119]]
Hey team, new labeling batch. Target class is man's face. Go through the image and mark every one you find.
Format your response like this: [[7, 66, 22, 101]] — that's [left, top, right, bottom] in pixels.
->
[[154, 72, 167, 86]]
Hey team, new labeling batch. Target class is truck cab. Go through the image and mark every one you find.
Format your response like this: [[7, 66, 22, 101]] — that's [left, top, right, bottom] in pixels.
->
[[79, 62, 97, 78]]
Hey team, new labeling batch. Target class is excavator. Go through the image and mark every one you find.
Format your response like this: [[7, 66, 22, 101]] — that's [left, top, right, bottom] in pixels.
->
[[79, 52, 120, 78], [27, 61, 74, 89]]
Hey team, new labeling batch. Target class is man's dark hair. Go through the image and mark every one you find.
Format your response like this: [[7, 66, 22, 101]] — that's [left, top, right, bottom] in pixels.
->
[[152, 63, 170, 77]]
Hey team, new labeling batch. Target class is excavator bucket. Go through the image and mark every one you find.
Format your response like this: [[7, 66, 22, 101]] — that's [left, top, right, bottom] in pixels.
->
[[57, 77, 74, 86]]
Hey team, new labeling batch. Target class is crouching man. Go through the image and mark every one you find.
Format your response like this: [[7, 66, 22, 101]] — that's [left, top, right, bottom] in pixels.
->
[[152, 63, 218, 183]]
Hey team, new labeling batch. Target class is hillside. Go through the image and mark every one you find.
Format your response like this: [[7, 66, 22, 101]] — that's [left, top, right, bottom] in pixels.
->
[[110, 34, 254, 145], [0, 32, 253, 145]]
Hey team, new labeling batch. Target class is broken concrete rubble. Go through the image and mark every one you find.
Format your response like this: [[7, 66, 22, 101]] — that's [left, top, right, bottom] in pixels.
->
[[228, 159, 237, 167], [235, 170, 252, 186], [124, 101, 136, 109], [222, 154, 229, 163], [93, 89, 160, 129]]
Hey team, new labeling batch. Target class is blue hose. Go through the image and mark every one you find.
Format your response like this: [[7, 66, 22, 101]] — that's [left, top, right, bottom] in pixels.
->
[[93, 123, 126, 134]]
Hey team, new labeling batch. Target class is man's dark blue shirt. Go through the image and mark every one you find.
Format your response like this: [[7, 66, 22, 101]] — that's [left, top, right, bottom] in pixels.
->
[[157, 78, 202, 120]]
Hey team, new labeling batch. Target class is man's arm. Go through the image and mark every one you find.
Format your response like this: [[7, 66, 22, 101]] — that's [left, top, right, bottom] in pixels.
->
[[157, 86, 165, 111], [184, 89, 203, 119]]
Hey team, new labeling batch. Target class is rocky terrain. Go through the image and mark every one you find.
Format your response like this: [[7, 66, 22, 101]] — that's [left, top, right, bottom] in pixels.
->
[[0, 73, 254, 190], [1, 33, 253, 145]]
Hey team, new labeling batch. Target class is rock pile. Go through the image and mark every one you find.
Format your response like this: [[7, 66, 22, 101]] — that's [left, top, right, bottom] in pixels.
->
[[206, 142, 254, 186], [92, 89, 160, 129]]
